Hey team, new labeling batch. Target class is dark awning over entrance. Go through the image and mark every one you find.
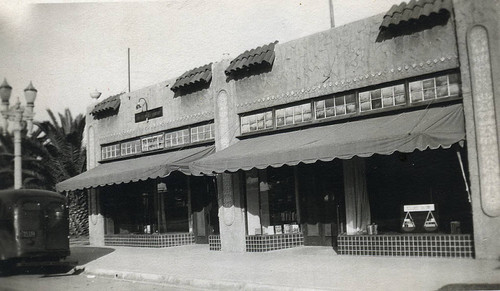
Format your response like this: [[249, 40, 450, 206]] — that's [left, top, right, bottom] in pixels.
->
[[190, 104, 465, 175], [56, 145, 215, 192]]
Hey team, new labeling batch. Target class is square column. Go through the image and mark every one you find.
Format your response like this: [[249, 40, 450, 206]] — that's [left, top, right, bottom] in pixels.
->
[[88, 188, 105, 246], [217, 173, 246, 252]]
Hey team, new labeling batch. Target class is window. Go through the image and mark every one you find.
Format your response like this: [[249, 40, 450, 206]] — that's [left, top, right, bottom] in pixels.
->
[[360, 83, 405, 112], [409, 73, 460, 103], [241, 111, 273, 134], [165, 129, 190, 148], [102, 144, 120, 160], [141, 134, 165, 152], [121, 140, 141, 156], [239, 72, 461, 135], [191, 123, 215, 142], [276, 103, 312, 127], [315, 93, 356, 119]]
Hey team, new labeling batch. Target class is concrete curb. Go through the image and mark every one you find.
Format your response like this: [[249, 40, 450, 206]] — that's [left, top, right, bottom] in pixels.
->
[[81, 266, 333, 291]]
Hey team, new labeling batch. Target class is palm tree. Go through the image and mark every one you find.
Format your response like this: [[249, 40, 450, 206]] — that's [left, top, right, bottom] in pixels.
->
[[33, 108, 88, 237], [0, 130, 54, 190], [34, 108, 86, 182]]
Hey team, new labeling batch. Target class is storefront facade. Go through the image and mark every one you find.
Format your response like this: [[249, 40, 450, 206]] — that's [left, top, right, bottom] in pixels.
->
[[58, 0, 500, 259]]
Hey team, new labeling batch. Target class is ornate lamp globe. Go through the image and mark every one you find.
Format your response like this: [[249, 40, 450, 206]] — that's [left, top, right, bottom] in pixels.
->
[[0, 78, 12, 104], [90, 89, 102, 100], [24, 81, 38, 105]]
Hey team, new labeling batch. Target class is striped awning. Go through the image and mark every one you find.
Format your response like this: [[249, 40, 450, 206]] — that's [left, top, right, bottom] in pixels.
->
[[171, 63, 212, 92], [190, 104, 465, 175], [56, 145, 215, 192], [90, 93, 122, 119], [380, 0, 453, 30], [225, 41, 278, 75]]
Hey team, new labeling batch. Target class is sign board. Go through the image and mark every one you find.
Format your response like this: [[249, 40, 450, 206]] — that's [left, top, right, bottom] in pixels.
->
[[135, 107, 163, 123], [403, 204, 435, 212]]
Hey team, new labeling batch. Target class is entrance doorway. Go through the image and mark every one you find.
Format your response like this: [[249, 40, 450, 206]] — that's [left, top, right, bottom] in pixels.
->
[[299, 161, 344, 247]]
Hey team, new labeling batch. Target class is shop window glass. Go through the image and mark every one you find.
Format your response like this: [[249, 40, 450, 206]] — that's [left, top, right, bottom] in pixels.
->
[[276, 103, 312, 128], [410, 73, 460, 103], [315, 93, 356, 119], [240, 110, 273, 134], [121, 140, 141, 156], [267, 167, 298, 232]]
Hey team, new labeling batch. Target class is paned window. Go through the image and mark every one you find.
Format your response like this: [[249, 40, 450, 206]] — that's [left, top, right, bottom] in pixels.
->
[[121, 140, 141, 156], [360, 84, 405, 112], [409, 73, 460, 103], [241, 111, 273, 134], [276, 103, 312, 127], [191, 123, 215, 142], [101, 144, 120, 160], [315, 93, 356, 119], [165, 129, 190, 148], [141, 134, 165, 152]]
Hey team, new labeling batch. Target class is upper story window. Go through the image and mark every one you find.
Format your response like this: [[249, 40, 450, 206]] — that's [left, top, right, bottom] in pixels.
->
[[241, 111, 273, 134], [409, 73, 460, 103], [100, 121, 215, 161], [276, 103, 312, 127], [121, 140, 141, 156], [102, 144, 120, 160], [359, 83, 405, 112], [165, 129, 190, 148], [239, 71, 461, 136], [141, 134, 165, 152], [191, 123, 215, 143], [315, 93, 356, 119]]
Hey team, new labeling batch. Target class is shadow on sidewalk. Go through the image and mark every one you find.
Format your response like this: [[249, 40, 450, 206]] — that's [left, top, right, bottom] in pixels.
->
[[67, 246, 115, 265]]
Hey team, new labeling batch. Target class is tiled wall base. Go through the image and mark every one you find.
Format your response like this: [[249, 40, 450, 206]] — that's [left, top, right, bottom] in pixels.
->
[[208, 235, 221, 251], [246, 233, 304, 252], [105, 233, 195, 248], [208, 234, 304, 252], [338, 234, 474, 258]]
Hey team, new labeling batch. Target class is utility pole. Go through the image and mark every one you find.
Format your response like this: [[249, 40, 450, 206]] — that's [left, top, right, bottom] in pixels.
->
[[329, 0, 335, 28]]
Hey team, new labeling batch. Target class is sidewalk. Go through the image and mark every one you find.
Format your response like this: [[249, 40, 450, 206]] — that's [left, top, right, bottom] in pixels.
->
[[68, 244, 500, 291]]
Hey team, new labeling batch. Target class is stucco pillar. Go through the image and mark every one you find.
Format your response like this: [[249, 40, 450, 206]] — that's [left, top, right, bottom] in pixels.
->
[[88, 188, 105, 246], [86, 123, 105, 246], [454, 0, 500, 259], [213, 60, 247, 252], [217, 173, 247, 252]]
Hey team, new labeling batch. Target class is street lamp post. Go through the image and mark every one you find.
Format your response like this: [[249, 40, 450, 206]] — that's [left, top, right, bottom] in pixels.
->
[[0, 78, 38, 189]]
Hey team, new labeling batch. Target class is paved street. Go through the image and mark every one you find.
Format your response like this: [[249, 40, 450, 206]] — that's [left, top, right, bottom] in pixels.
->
[[0, 269, 200, 291]]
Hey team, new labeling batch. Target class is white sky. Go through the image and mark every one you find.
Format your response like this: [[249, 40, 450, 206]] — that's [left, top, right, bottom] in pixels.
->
[[0, 0, 402, 122]]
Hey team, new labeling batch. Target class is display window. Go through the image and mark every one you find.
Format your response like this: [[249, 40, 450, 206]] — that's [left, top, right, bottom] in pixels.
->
[[101, 173, 217, 235], [365, 147, 472, 234]]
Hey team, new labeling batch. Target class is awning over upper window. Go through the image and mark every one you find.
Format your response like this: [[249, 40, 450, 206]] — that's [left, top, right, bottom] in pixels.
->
[[171, 63, 212, 92], [380, 0, 452, 30], [190, 104, 465, 175], [56, 145, 215, 192], [90, 93, 122, 119], [225, 41, 278, 76]]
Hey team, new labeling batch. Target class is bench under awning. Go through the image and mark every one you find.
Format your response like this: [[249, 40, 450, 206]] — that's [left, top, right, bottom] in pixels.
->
[[56, 145, 215, 192], [189, 104, 465, 175]]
